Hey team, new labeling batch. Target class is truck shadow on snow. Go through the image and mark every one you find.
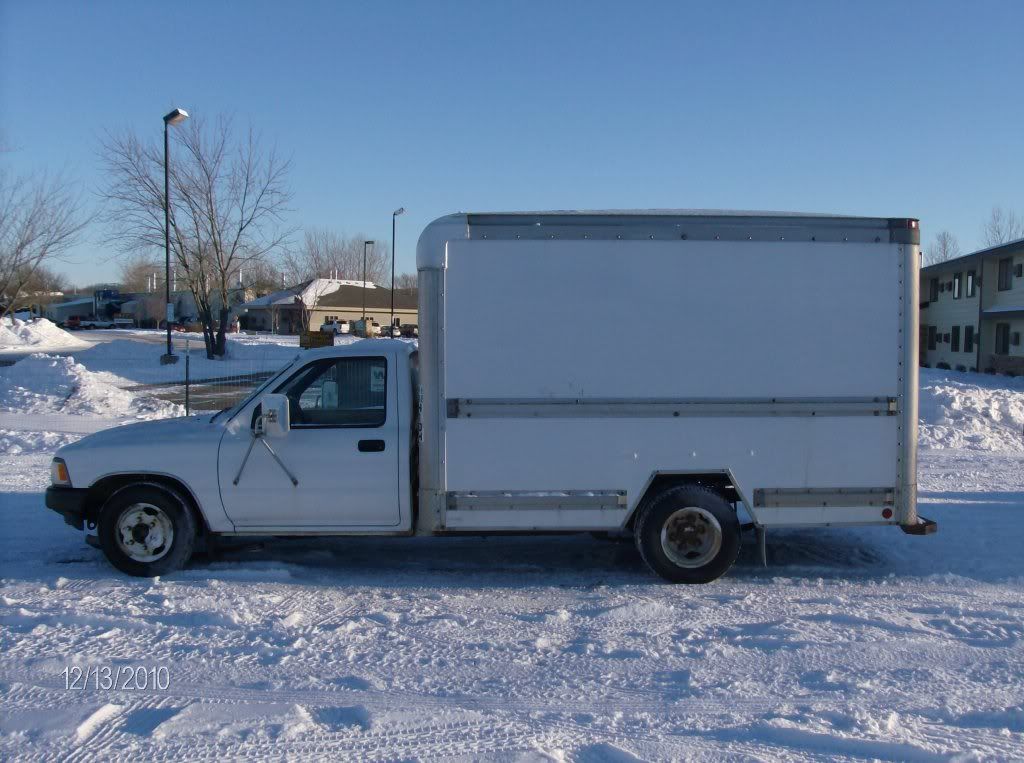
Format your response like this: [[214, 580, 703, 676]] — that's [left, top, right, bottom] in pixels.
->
[[24, 490, 1022, 585], [176, 529, 890, 586], [186, 491, 1022, 583]]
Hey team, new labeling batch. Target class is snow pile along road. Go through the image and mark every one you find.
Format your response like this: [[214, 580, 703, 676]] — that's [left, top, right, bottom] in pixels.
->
[[0, 317, 90, 351], [919, 368, 1024, 452], [72, 336, 302, 386], [0, 354, 182, 420]]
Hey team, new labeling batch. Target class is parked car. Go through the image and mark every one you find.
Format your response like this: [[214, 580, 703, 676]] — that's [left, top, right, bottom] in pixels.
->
[[45, 210, 933, 584], [320, 319, 351, 335], [65, 316, 116, 329], [400, 324, 419, 338], [382, 324, 402, 338]]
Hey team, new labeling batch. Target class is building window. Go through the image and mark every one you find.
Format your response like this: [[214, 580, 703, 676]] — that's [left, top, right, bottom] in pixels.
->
[[950, 325, 960, 352], [998, 258, 1013, 291], [995, 323, 1011, 355], [929, 278, 939, 302], [966, 270, 976, 297], [927, 326, 936, 351], [952, 273, 962, 299], [964, 325, 974, 353]]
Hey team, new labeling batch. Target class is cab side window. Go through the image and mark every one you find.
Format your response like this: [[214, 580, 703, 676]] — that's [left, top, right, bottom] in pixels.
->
[[276, 357, 387, 427]]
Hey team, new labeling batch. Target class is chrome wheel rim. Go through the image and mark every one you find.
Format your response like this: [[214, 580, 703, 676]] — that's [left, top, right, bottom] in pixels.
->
[[660, 507, 722, 568], [116, 503, 174, 562]]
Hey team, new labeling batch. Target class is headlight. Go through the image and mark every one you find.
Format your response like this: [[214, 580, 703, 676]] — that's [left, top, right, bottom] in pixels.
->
[[51, 458, 72, 487]]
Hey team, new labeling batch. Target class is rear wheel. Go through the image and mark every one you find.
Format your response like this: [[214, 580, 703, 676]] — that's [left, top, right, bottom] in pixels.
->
[[635, 484, 740, 583], [97, 483, 197, 577]]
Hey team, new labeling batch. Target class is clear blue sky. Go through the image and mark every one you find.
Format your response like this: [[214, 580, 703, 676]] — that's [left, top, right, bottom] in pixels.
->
[[2, 0, 1022, 286]]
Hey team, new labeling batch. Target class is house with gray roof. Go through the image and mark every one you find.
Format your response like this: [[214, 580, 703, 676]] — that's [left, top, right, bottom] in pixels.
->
[[237, 278, 417, 334], [919, 237, 1024, 374]]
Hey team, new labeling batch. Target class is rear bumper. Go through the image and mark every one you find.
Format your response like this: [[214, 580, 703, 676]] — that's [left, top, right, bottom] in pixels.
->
[[45, 486, 89, 531]]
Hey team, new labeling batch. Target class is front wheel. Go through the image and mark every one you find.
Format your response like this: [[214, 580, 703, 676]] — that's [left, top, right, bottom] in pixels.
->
[[634, 484, 740, 583], [97, 483, 197, 576]]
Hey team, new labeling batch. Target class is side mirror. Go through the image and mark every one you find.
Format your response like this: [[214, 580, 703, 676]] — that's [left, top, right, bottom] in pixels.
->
[[259, 393, 290, 438]]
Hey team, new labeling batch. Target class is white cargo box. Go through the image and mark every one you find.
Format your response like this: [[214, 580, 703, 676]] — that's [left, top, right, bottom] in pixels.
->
[[416, 211, 919, 533]]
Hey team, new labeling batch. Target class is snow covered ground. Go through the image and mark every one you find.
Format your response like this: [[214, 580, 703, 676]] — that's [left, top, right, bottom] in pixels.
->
[[0, 359, 1022, 760]]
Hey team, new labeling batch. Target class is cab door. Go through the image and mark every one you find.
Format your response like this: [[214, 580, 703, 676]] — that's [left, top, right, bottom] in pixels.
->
[[217, 355, 400, 529]]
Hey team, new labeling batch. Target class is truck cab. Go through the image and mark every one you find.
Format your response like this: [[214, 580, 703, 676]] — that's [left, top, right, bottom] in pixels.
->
[[46, 341, 418, 576], [216, 341, 416, 532]]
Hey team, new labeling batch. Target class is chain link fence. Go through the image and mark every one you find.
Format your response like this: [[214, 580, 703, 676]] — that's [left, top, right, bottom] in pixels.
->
[[130, 337, 286, 415]]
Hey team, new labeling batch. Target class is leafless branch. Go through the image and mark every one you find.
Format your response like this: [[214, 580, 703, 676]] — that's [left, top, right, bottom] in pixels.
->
[[0, 165, 88, 317], [98, 116, 294, 356]]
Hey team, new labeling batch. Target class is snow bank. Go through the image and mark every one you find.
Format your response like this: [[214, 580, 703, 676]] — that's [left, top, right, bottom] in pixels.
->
[[70, 336, 301, 386], [0, 354, 182, 419], [0, 316, 89, 350], [0, 429, 79, 455], [919, 368, 1024, 452]]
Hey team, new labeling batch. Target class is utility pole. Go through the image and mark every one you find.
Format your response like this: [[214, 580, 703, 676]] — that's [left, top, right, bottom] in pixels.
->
[[391, 207, 405, 332], [160, 107, 189, 365], [362, 239, 374, 321]]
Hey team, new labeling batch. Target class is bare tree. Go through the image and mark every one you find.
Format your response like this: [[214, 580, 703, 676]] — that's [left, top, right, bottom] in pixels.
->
[[99, 116, 292, 357], [118, 251, 161, 292], [393, 272, 417, 289], [290, 278, 334, 334], [242, 256, 286, 297], [283, 228, 388, 286], [983, 206, 1024, 247], [924, 230, 961, 266], [0, 166, 87, 318]]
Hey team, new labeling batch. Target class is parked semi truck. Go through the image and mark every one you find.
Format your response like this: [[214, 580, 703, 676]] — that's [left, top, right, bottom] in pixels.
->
[[45, 211, 935, 583]]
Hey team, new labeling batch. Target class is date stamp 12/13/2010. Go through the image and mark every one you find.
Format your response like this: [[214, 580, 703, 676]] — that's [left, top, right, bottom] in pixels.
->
[[62, 665, 170, 691]]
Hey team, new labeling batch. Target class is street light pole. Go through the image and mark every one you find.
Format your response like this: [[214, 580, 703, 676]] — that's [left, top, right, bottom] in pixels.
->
[[161, 107, 189, 365], [362, 240, 374, 322], [391, 207, 405, 332]]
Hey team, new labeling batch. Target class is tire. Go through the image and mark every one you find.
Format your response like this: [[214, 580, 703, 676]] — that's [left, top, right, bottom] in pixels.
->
[[634, 484, 740, 584], [97, 483, 197, 577]]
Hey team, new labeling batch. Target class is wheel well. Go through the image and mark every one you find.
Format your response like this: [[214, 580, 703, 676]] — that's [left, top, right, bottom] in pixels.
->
[[627, 472, 740, 529], [85, 475, 209, 535]]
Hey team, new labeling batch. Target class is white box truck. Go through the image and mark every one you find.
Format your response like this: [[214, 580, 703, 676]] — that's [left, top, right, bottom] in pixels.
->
[[45, 211, 935, 583]]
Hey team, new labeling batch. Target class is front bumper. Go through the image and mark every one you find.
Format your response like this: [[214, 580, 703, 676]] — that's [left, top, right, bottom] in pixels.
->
[[45, 486, 89, 531]]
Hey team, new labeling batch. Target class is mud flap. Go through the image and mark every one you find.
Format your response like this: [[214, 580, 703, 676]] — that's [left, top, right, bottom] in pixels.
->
[[900, 516, 938, 535], [756, 526, 767, 567]]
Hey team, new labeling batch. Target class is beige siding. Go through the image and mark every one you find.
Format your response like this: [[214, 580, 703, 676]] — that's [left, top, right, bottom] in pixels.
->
[[985, 253, 1024, 309], [980, 318, 1024, 363], [310, 306, 418, 328], [919, 266, 981, 369]]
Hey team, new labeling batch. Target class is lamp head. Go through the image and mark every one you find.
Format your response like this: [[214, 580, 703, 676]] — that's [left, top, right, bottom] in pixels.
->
[[393, 207, 405, 217], [163, 108, 189, 126]]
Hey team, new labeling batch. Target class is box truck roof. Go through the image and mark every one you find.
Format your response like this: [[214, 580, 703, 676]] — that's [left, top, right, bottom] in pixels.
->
[[416, 210, 919, 269]]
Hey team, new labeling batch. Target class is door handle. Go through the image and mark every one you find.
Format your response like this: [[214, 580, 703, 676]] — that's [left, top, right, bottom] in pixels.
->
[[358, 439, 385, 452]]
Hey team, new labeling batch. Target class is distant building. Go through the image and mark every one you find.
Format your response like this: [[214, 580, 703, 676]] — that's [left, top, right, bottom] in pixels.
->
[[919, 237, 1024, 373], [44, 297, 96, 324], [237, 279, 418, 334]]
